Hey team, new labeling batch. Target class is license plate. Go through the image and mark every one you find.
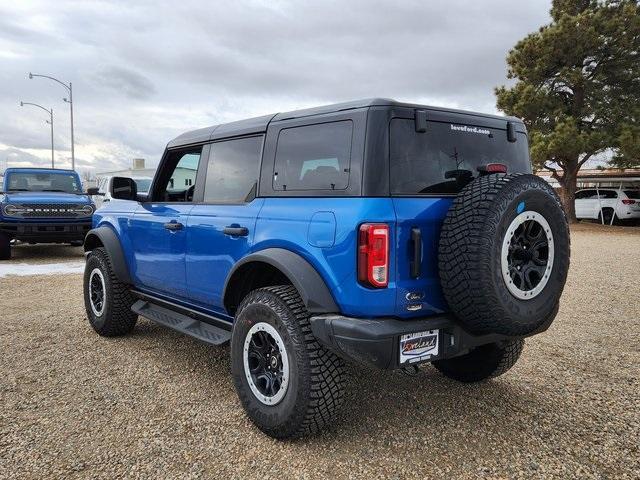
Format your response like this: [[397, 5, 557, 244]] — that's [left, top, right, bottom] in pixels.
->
[[399, 330, 439, 364]]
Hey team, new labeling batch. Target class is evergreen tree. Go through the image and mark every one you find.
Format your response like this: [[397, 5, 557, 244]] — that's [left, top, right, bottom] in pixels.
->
[[496, 0, 640, 221]]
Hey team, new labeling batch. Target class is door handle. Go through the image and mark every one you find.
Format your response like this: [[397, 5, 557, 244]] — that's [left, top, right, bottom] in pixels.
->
[[223, 226, 249, 237], [410, 227, 422, 278], [164, 221, 184, 231]]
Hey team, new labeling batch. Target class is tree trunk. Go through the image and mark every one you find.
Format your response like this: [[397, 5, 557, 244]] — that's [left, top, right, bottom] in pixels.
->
[[558, 166, 578, 223]]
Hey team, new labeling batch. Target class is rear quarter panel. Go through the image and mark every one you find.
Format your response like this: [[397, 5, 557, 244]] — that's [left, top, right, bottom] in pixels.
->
[[254, 198, 398, 317]]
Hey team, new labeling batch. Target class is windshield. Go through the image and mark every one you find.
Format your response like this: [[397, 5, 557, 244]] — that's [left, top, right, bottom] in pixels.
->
[[390, 119, 531, 195], [134, 178, 152, 193], [6, 172, 82, 194]]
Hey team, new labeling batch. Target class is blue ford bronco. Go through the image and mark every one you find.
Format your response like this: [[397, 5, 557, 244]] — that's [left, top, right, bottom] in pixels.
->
[[0, 168, 95, 259], [83, 99, 570, 438]]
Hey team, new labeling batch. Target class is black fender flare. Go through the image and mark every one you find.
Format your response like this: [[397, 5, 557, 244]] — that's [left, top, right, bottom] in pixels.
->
[[223, 248, 338, 314], [84, 226, 132, 284]]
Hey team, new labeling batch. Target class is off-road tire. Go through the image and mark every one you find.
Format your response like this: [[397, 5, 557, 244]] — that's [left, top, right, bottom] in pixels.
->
[[439, 173, 570, 336], [231, 285, 347, 439], [83, 247, 137, 336], [433, 339, 524, 383], [0, 233, 11, 260]]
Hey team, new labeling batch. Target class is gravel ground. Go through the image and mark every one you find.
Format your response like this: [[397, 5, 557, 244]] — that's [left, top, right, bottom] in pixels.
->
[[7, 243, 84, 264], [1, 226, 639, 479]]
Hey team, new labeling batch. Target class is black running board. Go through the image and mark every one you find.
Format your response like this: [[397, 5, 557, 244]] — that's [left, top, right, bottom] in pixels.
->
[[131, 298, 231, 346]]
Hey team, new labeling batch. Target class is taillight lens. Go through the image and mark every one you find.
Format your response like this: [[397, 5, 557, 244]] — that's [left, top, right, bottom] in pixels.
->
[[622, 199, 636, 205], [358, 223, 389, 288]]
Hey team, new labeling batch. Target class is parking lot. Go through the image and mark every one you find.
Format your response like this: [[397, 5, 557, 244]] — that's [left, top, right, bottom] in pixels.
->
[[1, 224, 638, 479]]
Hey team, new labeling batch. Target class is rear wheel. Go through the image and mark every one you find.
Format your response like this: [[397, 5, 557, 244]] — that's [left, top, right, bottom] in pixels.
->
[[433, 339, 524, 382], [231, 285, 347, 439], [83, 247, 137, 336], [598, 208, 617, 225], [0, 233, 11, 260]]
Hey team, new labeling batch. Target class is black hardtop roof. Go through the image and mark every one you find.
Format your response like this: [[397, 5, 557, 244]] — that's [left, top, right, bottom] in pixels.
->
[[167, 98, 523, 148]]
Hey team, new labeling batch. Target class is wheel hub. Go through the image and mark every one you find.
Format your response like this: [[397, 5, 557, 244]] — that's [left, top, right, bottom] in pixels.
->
[[501, 211, 554, 300], [243, 322, 290, 405], [88, 268, 106, 316]]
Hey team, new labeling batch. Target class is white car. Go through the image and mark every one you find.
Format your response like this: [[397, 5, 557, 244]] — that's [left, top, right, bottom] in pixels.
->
[[93, 176, 152, 208], [575, 188, 640, 224]]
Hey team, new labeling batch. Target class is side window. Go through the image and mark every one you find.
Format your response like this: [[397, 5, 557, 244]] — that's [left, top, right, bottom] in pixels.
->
[[273, 121, 352, 191], [204, 136, 263, 203], [153, 147, 202, 202]]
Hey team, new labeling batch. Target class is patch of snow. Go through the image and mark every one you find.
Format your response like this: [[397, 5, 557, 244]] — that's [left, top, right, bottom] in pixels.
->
[[0, 261, 85, 278]]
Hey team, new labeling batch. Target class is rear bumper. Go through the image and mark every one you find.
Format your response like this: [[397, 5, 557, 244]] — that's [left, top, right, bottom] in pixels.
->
[[621, 209, 640, 219], [0, 221, 91, 242], [309, 314, 517, 370]]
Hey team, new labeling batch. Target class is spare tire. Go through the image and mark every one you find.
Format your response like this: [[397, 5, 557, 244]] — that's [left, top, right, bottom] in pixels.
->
[[438, 173, 570, 336]]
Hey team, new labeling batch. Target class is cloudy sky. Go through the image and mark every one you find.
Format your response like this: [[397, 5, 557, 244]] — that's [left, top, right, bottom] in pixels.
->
[[0, 0, 552, 174]]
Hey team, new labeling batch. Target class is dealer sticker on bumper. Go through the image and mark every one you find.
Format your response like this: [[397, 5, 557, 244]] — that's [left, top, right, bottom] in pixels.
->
[[400, 330, 439, 364]]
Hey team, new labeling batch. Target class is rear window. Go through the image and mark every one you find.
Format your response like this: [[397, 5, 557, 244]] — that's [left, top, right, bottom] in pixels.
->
[[624, 190, 640, 199], [389, 119, 530, 195], [273, 121, 352, 191]]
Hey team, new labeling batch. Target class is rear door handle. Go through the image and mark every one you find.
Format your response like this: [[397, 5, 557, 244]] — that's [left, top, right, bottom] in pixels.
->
[[164, 221, 183, 231], [223, 226, 249, 237]]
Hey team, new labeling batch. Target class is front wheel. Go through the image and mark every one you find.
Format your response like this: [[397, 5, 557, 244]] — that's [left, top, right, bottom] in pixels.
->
[[0, 233, 11, 260], [231, 285, 347, 439], [433, 339, 524, 383], [83, 247, 137, 336]]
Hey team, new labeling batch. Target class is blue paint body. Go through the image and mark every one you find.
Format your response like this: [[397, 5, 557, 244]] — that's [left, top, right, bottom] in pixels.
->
[[89, 100, 529, 325], [1, 168, 92, 217], [93, 195, 452, 321]]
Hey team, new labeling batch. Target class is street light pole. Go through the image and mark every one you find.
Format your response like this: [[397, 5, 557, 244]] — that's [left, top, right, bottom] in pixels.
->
[[66, 84, 74, 170], [20, 101, 54, 168], [28, 73, 74, 170], [48, 110, 54, 169]]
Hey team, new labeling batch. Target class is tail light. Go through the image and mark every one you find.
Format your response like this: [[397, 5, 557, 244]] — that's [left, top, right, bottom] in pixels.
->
[[622, 199, 636, 205], [358, 223, 389, 288]]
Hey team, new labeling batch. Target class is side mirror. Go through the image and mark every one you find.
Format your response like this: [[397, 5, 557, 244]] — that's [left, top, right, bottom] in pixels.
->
[[86, 187, 101, 196], [111, 177, 138, 201]]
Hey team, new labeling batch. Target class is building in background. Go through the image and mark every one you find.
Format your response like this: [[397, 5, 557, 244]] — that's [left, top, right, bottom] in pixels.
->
[[97, 158, 156, 180], [537, 168, 640, 190], [94, 158, 156, 206]]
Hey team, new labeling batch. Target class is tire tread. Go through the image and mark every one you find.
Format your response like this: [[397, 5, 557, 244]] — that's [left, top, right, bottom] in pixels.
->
[[85, 247, 137, 336], [235, 285, 347, 438]]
